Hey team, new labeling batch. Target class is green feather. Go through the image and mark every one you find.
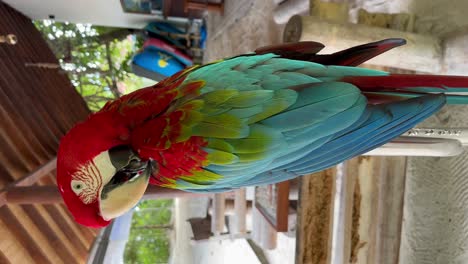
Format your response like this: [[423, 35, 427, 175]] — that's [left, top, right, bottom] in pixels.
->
[[205, 148, 239, 165], [234, 53, 277, 71], [260, 79, 302, 90], [227, 105, 264, 118], [278, 72, 321, 84], [200, 105, 231, 116], [193, 113, 249, 138], [175, 125, 193, 143], [237, 152, 268, 162], [248, 89, 298, 124], [262, 57, 310, 71], [203, 89, 239, 105], [207, 139, 234, 152], [225, 124, 284, 153], [322, 65, 388, 77], [181, 110, 203, 127], [225, 90, 274, 107], [173, 179, 207, 189], [178, 169, 224, 186]]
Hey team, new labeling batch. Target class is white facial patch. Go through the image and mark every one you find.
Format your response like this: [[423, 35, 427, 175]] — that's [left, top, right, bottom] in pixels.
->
[[72, 151, 116, 204]]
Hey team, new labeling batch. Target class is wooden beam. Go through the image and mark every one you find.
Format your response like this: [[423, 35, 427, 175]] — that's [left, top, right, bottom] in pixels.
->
[[0, 250, 10, 264], [275, 181, 290, 232], [295, 156, 407, 264], [351, 156, 407, 264], [283, 15, 442, 73], [234, 188, 247, 235], [0, 206, 60, 263], [211, 193, 226, 235], [6, 186, 63, 204], [374, 157, 407, 264], [22, 204, 81, 264], [295, 167, 336, 264], [41, 204, 89, 258], [4, 185, 212, 204], [0, 157, 57, 206], [184, 0, 224, 14], [10, 157, 56, 187], [0, 216, 37, 264]]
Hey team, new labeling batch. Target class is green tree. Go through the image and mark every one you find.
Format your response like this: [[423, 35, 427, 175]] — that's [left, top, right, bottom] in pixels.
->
[[124, 200, 174, 264], [34, 20, 149, 111]]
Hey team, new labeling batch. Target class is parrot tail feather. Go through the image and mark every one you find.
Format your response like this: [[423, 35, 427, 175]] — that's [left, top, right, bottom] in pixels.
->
[[313, 38, 407, 66], [343, 74, 468, 104], [254, 38, 406, 66]]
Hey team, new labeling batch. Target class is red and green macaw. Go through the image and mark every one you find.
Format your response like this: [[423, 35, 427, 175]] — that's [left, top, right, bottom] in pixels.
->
[[57, 39, 468, 227]]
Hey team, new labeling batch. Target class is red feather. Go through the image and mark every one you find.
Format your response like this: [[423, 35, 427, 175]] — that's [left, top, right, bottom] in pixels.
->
[[342, 74, 468, 90]]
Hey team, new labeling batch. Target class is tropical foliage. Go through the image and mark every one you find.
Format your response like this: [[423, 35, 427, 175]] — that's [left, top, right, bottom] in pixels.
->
[[34, 20, 153, 111], [124, 199, 174, 264]]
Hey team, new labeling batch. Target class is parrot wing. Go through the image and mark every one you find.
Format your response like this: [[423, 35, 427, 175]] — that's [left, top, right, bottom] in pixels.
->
[[176, 92, 444, 192], [135, 40, 467, 192], [147, 49, 442, 192]]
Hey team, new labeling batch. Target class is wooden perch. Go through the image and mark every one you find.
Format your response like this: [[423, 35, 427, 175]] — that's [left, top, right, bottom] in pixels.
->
[[0, 157, 57, 207], [2, 185, 211, 205]]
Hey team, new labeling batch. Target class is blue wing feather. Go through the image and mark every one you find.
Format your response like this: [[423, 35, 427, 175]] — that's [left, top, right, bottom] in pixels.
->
[[178, 54, 449, 193], [184, 94, 445, 192], [242, 94, 445, 186]]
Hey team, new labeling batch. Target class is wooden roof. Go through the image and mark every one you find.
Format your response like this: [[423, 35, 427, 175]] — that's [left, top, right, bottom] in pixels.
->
[[0, 2, 98, 263]]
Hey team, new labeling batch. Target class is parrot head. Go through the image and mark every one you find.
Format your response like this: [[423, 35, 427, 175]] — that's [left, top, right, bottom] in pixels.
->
[[57, 112, 157, 227]]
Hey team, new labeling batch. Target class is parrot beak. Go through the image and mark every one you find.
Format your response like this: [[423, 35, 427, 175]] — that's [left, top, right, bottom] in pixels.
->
[[99, 146, 157, 221]]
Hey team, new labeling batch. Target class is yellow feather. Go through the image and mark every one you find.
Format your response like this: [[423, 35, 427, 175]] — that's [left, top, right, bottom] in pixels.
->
[[206, 149, 239, 165], [179, 169, 223, 184], [207, 139, 234, 152], [203, 89, 239, 105]]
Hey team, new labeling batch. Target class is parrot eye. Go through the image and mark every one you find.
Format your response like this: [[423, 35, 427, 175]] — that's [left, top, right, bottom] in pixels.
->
[[71, 180, 86, 194]]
